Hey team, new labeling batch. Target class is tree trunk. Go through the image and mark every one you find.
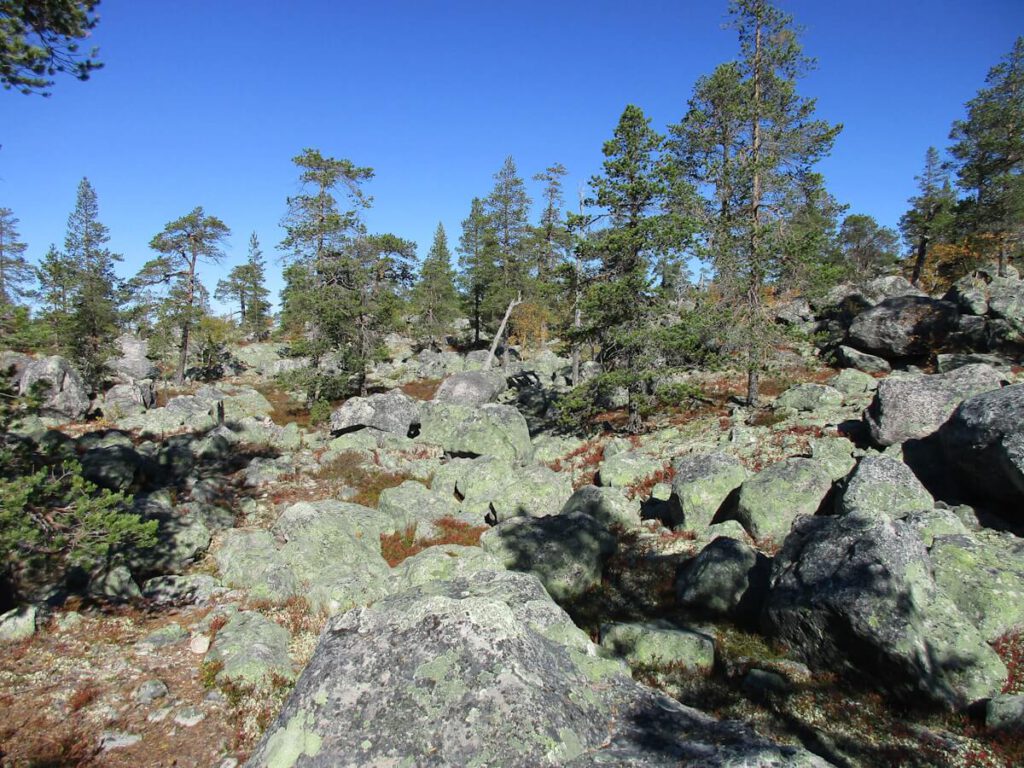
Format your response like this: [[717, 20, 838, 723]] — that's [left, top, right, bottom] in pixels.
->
[[746, 367, 759, 407], [910, 235, 929, 287], [626, 387, 643, 434], [176, 323, 189, 384], [483, 294, 521, 371], [998, 241, 1007, 278]]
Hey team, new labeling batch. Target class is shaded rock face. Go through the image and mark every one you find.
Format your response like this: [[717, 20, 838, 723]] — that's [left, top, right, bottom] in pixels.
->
[[18, 356, 90, 420], [416, 402, 533, 463], [847, 296, 960, 360], [668, 453, 748, 533], [676, 537, 770, 624], [432, 370, 508, 405], [835, 344, 891, 374], [102, 382, 155, 420], [864, 364, 1004, 447], [329, 390, 420, 437], [939, 383, 1024, 515], [763, 514, 1006, 709], [245, 570, 829, 768], [560, 485, 641, 529], [110, 334, 158, 382], [480, 512, 616, 603]]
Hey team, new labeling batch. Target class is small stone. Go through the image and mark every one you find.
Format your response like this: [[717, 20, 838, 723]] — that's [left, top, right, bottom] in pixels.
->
[[174, 706, 206, 727], [742, 669, 791, 699], [205, 689, 228, 704], [986, 694, 1024, 732], [134, 679, 169, 705], [189, 634, 211, 655], [0, 606, 37, 643], [57, 611, 83, 631], [147, 707, 172, 723], [99, 731, 141, 750]]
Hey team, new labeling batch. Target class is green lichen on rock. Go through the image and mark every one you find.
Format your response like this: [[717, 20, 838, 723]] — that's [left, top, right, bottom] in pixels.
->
[[264, 710, 322, 768]]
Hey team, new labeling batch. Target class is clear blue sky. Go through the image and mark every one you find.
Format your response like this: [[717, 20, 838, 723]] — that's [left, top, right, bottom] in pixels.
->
[[2, 0, 1022, 311]]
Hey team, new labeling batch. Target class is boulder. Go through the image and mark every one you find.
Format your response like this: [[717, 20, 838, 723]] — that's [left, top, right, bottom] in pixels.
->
[[80, 440, 145, 491], [775, 383, 844, 412], [205, 611, 293, 685], [329, 390, 420, 437], [19, 355, 90, 420], [988, 275, 1024, 336], [936, 352, 1013, 373], [847, 296, 960, 360], [987, 695, 1024, 733], [930, 531, 1024, 642], [828, 368, 878, 397], [864, 364, 1004, 446], [102, 381, 155, 419], [838, 456, 934, 520], [809, 436, 857, 481], [596, 450, 664, 489], [861, 276, 927, 304], [389, 545, 506, 590], [0, 350, 32, 382], [458, 460, 572, 525], [835, 344, 891, 374], [481, 512, 616, 602], [676, 536, 771, 623], [416, 402, 533, 463], [560, 485, 641, 529], [377, 480, 464, 537], [109, 334, 158, 381], [939, 383, 1024, 514], [734, 458, 834, 544], [432, 370, 508, 405], [667, 453, 748, 532], [600, 621, 715, 675], [0, 606, 36, 643], [245, 570, 826, 768], [763, 514, 1006, 709]]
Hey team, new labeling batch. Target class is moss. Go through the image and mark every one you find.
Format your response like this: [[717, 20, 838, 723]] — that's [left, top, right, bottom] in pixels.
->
[[264, 710, 322, 768]]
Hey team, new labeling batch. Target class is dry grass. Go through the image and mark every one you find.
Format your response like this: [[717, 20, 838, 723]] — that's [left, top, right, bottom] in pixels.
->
[[624, 462, 676, 501], [254, 383, 315, 427], [994, 628, 1024, 695], [380, 517, 489, 567], [547, 438, 607, 490], [400, 378, 443, 401]]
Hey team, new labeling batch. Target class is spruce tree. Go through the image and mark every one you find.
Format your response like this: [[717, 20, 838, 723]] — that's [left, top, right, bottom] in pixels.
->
[[144, 207, 231, 382], [483, 156, 532, 316], [64, 178, 122, 390], [412, 223, 460, 348], [456, 197, 497, 345], [216, 233, 271, 340], [900, 147, 957, 286], [0, 208, 35, 343], [35, 243, 76, 349], [839, 213, 899, 278], [949, 37, 1024, 276]]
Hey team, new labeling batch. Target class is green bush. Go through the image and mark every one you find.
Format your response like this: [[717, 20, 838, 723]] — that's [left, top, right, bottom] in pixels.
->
[[308, 399, 332, 426]]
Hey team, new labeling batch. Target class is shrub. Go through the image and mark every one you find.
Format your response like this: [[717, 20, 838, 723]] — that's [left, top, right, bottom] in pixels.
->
[[308, 399, 332, 426]]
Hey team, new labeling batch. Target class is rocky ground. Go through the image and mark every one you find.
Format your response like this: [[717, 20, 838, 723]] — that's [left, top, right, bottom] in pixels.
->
[[2, 270, 1024, 767]]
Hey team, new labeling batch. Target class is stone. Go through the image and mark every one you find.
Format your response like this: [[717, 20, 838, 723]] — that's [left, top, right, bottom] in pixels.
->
[[389, 545, 506, 590], [864, 364, 1004, 446], [19, 355, 90, 420], [206, 611, 293, 685], [560, 485, 641, 529], [986, 695, 1024, 732], [668, 452, 748, 532], [936, 352, 1013, 373], [378, 480, 462, 537], [775, 383, 844, 412], [110, 334, 158, 381], [91, 565, 141, 600], [135, 679, 169, 704], [838, 456, 934, 520], [988, 275, 1024, 335], [416, 402, 533, 463], [99, 732, 141, 750], [80, 440, 145, 491], [847, 296, 960, 360], [596, 450, 664, 489], [836, 344, 892, 374], [676, 537, 771, 623], [930, 531, 1024, 642], [763, 514, 1006, 709], [809, 436, 857, 481], [136, 622, 188, 652], [102, 382, 155, 419], [600, 621, 715, 675], [142, 574, 221, 606], [0, 606, 36, 643], [329, 390, 421, 437], [829, 368, 878, 396], [174, 706, 206, 727], [432, 370, 508, 405], [244, 569, 827, 768], [734, 458, 834, 544], [190, 635, 211, 655], [481, 512, 616, 602], [939, 383, 1024, 515]]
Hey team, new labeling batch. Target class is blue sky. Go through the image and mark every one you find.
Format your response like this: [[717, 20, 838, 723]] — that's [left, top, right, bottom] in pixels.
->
[[2, 0, 1022, 311]]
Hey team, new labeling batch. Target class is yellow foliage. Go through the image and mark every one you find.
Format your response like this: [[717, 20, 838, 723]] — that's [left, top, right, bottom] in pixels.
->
[[508, 301, 553, 350]]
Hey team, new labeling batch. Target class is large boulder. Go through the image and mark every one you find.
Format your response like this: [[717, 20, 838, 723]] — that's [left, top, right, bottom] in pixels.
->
[[481, 512, 616, 602], [329, 390, 420, 437], [864, 364, 1004, 446], [733, 458, 834, 544], [560, 485, 641, 529], [18, 355, 90, 420], [102, 381, 155, 419], [847, 296, 960, 360], [763, 514, 1006, 709], [939, 383, 1024, 515], [416, 402, 533, 463], [432, 370, 508, 405], [775, 383, 844, 413], [109, 334, 158, 382], [667, 453, 748, 532], [245, 570, 828, 768], [835, 344, 891, 374], [838, 456, 934, 520], [456, 458, 572, 524], [205, 610, 293, 685], [676, 536, 770, 624], [596, 450, 664, 489], [600, 621, 715, 675]]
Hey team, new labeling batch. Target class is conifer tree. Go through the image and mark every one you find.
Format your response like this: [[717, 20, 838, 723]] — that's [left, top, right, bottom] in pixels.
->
[[532, 163, 570, 285], [457, 197, 497, 345], [484, 156, 532, 315], [900, 147, 957, 286], [412, 223, 460, 347], [143, 207, 230, 382], [64, 178, 122, 389], [839, 213, 899, 278], [0, 208, 35, 342], [949, 37, 1024, 276], [35, 243, 75, 349], [216, 232, 271, 340]]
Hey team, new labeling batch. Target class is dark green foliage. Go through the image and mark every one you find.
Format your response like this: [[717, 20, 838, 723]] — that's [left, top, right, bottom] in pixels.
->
[[839, 213, 900, 278], [456, 197, 497, 344], [0, 372, 156, 598], [0, 0, 102, 95], [0, 207, 34, 308], [411, 222, 460, 346], [900, 147, 957, 286], [216, 232, 271, 340], [35, 242, 76, 348], [484, 156, 533, 314], [948, 37, 1024, 276]]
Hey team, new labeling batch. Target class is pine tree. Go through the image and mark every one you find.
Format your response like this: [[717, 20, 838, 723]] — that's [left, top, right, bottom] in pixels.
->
[[64, 178, 122, 390], [483, 156, 532, 316], [143, 208, 231, 382], [900, 147, 958, 287], [949, 37, 1024, 276], [672, 0, 840, 405], [0, 207, 34, 308], [839, 213, 900, 278], [216, 233, 271, 340], [412, 223, 460, 347], [532, 163, 570, 285], [456, 197, 497, 345], [35, 243, 76, 349]]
